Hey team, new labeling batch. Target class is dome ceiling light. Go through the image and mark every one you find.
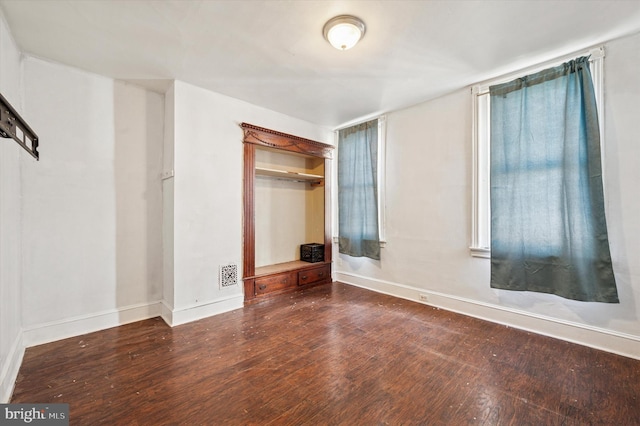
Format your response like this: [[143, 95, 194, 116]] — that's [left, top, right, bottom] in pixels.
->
[[322, 15, 366, 51]]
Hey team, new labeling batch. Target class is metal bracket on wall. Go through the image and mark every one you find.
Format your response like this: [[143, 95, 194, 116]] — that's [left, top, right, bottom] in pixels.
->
[[0, 92, 39, 160]]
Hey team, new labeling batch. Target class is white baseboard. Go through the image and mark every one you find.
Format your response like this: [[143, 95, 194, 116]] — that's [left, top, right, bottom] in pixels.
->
[[0, 331, 24, 403], [161, 295, 244, 327], [22, 301, 162, 349], [18, 295, 245, 347], [335, 271, 640, 360]]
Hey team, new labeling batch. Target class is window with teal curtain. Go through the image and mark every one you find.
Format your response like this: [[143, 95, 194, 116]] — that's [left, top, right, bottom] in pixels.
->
[[338, 119, 380, 260], [490, 56, 618, 303]]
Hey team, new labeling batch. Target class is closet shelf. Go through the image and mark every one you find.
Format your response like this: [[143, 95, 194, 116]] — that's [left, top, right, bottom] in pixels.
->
[[256, 167, 324, 183]]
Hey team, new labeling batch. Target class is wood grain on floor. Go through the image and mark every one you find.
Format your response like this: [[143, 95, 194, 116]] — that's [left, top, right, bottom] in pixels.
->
[[11, 282, 640, 425]]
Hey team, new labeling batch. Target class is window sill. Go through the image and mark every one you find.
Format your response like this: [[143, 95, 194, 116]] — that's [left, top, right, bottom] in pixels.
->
[[470, 247, 490, 259]]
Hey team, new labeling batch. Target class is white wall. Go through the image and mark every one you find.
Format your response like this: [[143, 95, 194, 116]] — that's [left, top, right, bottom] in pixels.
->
[[602, 31, 640, 345], [335, 32, 640, 359], [0, 9, 24, 403], [162, 84, 175, 318], [163, 80, 332, 325], [114, 80, 164, 308], [20, 58, 164, 345]]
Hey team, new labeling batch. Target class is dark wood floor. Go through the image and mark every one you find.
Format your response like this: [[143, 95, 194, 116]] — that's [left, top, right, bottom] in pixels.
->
[[12, 282, 640, 425]]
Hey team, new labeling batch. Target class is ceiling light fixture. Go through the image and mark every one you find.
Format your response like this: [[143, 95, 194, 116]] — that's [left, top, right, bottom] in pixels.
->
[[323, 15, 366, 51]]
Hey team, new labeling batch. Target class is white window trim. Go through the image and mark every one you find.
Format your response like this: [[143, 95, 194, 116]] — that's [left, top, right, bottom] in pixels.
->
[[333, 114, 387, 248], [470, 46, 605, 259]]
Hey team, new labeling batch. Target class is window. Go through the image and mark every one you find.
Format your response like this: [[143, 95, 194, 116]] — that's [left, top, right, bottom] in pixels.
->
[[336, 116, 386, 259], [471, 47, 604, 258], [471, 48, 617, 302]]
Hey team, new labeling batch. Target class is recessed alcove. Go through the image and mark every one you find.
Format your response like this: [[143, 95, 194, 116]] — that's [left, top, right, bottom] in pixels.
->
[[241, 123, 333, 301]]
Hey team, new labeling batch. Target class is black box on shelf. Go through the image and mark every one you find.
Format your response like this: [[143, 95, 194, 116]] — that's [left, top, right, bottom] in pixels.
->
[[300, 243, 324, 263]]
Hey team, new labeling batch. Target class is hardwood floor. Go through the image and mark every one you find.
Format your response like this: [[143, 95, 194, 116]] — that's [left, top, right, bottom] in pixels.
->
[[11, 282, 640, 425]]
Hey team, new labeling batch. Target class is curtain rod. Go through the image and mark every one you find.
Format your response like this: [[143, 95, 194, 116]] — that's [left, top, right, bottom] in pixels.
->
[[472, 46, 604, 96]]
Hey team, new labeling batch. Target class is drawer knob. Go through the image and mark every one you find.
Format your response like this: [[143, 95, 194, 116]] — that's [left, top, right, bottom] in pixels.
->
[[301, 275, 307, 280], [258, 284, 267, 290], [318, 271, 324, 277]]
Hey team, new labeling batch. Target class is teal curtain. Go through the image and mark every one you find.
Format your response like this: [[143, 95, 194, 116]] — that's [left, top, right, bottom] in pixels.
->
[[338, 119, 380, 260], [490, 57, 618, 303]]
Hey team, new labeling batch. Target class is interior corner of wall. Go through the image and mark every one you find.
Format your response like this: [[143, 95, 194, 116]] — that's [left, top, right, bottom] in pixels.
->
[[0, 329, 25, 403], [160, 301, 174, 327]]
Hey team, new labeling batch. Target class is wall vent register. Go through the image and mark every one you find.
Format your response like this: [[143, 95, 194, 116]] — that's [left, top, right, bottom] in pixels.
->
[[220, 264, 238, 288]]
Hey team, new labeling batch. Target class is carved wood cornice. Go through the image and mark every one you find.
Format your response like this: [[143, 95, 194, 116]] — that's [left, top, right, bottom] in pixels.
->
[[241, 122, 333, 159]]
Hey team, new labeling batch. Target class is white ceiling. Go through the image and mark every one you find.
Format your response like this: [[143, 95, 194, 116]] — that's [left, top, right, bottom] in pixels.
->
[[1, 0, 640, 128]]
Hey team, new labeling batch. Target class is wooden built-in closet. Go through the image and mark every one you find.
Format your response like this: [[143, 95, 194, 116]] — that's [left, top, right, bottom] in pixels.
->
[[241, 123, 333, 301]]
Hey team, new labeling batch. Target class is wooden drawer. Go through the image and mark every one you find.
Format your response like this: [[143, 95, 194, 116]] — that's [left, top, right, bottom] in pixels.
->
[[298, 265, 330, 286], [255, 272, 296, 295]]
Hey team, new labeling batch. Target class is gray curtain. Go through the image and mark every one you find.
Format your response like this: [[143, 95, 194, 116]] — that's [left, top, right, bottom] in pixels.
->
[[338, 119, 380, 260], [490, 57, 618, 303]]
